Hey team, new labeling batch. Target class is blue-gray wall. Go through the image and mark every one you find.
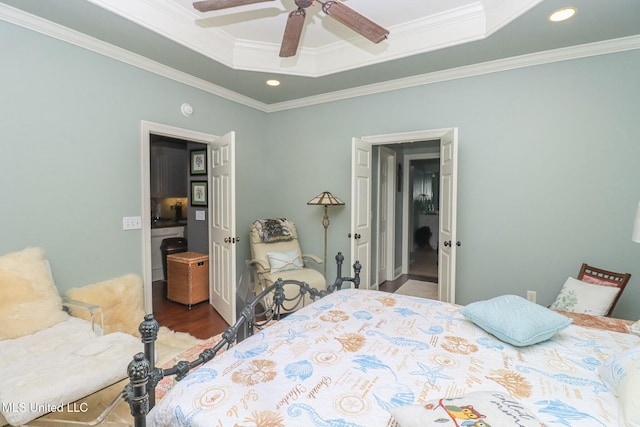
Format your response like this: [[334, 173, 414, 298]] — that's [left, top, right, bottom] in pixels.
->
[[265, 50, 640, 319], [2, 19, 639, 319], [0, 21, 269, 291]]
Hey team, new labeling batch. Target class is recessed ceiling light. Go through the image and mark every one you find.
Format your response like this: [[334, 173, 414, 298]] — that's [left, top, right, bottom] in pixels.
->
[[549, 7, 577, 22], [266, 79, 280, 87]]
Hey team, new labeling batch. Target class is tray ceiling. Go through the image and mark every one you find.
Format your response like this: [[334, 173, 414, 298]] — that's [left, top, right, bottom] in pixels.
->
[[1, 0, 639, 107]]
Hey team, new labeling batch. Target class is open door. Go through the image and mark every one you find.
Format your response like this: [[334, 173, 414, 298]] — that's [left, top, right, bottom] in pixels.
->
[[351, 137, 372, 289], [438, 128, 458, 304], [209, 131, 236, 325], [377, 147, 396, 285], [351, 128, 458, 300]]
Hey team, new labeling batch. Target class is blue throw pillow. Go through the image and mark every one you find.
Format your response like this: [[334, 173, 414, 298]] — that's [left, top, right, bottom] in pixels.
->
[[459, 294, 572, 346]]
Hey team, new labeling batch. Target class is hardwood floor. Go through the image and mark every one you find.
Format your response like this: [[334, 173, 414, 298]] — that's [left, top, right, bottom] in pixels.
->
[[152, 280, 229, 339], [378, 273, 438, 293]]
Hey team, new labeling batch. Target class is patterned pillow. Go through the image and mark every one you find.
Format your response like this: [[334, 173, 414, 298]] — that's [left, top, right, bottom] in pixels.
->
[[598, 346, 640, 426], [459, 294, 571, 346], [388, 391, 543, 427], [550, 276, 620, 316], [267, 249, 304, 273]]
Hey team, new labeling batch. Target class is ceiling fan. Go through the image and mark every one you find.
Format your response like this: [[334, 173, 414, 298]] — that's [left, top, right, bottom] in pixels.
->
[[193, 0, 390, 57]]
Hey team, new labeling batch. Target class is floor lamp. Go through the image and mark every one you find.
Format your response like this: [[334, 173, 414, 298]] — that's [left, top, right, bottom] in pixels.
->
[[308, 191, 345, 277]]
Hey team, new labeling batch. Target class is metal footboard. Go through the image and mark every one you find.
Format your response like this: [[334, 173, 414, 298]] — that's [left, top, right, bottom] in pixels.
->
[[125, 252, 361, 427]]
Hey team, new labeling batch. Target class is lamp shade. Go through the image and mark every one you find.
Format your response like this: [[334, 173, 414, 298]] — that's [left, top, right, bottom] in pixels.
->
[[307, 191, 345, 206], [633, 202, 640, 243]]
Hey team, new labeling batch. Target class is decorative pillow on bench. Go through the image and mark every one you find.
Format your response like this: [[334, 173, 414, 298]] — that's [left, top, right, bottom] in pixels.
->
[[550, 276, 620, 316]]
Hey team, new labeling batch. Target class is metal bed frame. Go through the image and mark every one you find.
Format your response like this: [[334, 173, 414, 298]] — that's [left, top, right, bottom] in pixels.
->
[[125, 252, 361, 427]]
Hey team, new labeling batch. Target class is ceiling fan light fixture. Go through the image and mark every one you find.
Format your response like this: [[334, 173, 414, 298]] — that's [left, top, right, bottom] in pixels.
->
[[548, 7, 577, 22]]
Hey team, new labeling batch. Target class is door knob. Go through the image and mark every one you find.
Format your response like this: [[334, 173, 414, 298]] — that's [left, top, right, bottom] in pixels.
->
[[355, 233, 361, 239], [444, 240, 451, 247]]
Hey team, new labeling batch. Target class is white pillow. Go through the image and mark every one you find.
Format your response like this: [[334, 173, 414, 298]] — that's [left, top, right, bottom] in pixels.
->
[[550, 276, 620, 316], [267, 249, 303, 273], [599, 346, 640, 427]]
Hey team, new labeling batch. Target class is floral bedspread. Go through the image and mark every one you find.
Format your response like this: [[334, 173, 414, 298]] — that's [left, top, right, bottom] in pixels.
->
[[148, 289, 640, 427]]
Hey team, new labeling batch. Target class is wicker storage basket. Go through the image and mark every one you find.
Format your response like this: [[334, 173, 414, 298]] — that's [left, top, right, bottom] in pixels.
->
[[167, 252, 209, 308]]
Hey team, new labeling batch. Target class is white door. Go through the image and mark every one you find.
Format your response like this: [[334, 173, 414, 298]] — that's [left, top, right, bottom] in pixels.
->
[[438, 129, 458, 304], [351, 138, 372, 289], [377, 147, 395, 285], [209, 131, 236, 325]]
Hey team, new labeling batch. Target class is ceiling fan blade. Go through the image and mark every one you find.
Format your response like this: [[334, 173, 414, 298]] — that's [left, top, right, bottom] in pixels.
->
[[279, 8, 306, 58], [320, 0, 389, 44], [193, 0, 274, 12]]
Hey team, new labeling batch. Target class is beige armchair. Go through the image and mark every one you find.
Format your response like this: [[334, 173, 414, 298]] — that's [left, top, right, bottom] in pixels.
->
[[248, 219, 326, 311]]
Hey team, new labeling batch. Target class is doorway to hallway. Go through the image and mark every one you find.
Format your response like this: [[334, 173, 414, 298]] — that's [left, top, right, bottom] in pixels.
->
[[351, 127, 458, 304]]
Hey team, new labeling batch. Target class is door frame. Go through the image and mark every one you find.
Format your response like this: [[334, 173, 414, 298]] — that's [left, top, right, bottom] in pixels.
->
[[351, 127, 457, 298], [140, 121, 217, 313]]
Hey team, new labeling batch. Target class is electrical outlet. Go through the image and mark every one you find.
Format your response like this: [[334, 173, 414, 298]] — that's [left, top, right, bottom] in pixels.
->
[[122, 216, 142, 230], [526, 290, 537, 303]]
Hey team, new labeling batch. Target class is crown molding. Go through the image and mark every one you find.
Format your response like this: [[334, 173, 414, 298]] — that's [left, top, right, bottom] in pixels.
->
[[230, 3, 489, 77], [483, 0, 541, 36], [84, 0, 495, 77], [2, 3, 639, 114], [265, 35, 640, 112]]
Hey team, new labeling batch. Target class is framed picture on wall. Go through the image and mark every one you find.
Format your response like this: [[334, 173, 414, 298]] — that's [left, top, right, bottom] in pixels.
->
[[191, 181, 207, 206], [190, 149, 207, 175]]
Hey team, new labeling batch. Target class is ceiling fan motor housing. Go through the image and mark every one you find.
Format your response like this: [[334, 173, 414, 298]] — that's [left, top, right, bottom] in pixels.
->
[[294, 0, 314, 8]]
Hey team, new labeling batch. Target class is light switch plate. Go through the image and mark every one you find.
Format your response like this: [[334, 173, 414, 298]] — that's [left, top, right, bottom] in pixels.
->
[[195, 210, 205, 221], [123, 216, 142, 230]]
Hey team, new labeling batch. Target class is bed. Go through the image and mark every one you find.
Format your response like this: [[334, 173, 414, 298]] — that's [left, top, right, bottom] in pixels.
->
[[126, 267, 640, 426]]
